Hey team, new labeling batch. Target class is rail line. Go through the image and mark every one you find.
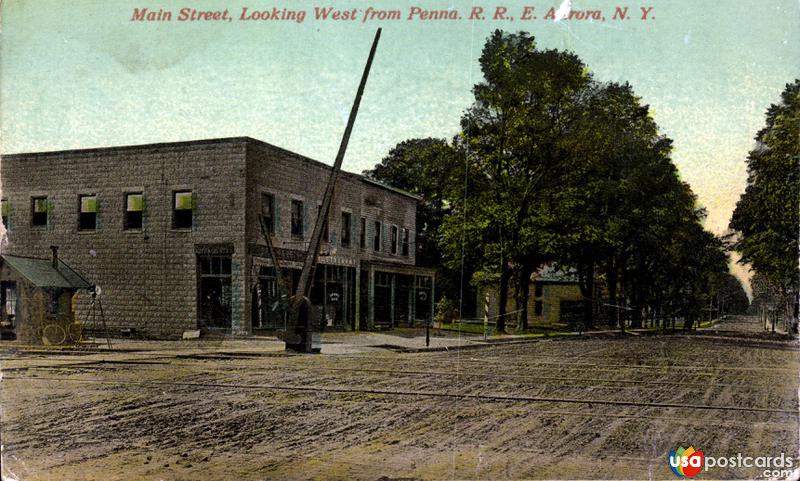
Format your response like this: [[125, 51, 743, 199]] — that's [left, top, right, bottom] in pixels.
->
[[19, 349, 798, 373], [6, 376, 797, 415], [5, 361, 787, 391]]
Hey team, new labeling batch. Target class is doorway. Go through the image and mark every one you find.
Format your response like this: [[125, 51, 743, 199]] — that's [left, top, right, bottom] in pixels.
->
[[198, 256, 232, 330]]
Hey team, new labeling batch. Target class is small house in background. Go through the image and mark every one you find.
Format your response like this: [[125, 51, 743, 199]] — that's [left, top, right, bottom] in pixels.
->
[[529, 265, 585, 325], [0, 247, 91, 343], [479, 265, 592, 330]]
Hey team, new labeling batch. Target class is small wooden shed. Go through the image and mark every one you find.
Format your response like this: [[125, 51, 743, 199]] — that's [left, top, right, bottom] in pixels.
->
[[0, 249, 91, 344]]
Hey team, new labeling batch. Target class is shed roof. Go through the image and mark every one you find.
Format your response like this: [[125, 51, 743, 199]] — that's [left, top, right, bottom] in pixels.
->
[[1, 254, 91, 289]]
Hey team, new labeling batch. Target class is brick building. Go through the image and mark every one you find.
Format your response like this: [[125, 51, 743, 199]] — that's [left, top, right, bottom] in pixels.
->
[[0, 137, 435, 338]]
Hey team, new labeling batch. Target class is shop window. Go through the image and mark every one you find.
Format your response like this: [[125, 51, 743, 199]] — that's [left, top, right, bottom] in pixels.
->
[[198, 255, 232, 330]]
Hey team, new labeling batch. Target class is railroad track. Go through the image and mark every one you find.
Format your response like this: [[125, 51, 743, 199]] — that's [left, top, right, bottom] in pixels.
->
[[6, 375, 797, 415], [3, 360, 788, 391]]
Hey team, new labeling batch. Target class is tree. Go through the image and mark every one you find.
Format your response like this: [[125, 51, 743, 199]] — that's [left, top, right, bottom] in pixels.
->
[[729, 80, 799, 323], [444, 30, 592, 332]]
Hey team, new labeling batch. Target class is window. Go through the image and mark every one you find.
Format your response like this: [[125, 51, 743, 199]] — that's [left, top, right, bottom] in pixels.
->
[[359, 217, 366, 249], [1, 199, 8, 228], [401, 228, 410, 256], [291, 199, 304, 237], [31, 196, 48, 227], [78, 195, 97, 230], [317, 205, 329, 241], [341, 212, 352, 247], [261, 193, 275, 233], [173, 191, 193, 229], [373, 221, 382, 252], [125, 193, 143, 230], [390, 225, 398, 255]]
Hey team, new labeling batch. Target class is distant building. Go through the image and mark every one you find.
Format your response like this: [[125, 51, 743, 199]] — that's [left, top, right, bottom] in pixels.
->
[[480, 265, 591, 328], [0, 137, 435, 338]]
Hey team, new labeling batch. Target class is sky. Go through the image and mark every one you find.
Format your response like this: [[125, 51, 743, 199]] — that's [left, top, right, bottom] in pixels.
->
[[1, 0, 798, 290]]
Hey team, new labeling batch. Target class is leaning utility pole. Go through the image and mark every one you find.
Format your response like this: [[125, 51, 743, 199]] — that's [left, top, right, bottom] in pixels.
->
[[285, 28, 382, 353]]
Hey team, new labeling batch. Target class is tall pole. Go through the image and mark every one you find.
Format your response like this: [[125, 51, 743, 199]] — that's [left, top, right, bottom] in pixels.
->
[[286, 29, 382, 353], [296, 29, 382, 299]]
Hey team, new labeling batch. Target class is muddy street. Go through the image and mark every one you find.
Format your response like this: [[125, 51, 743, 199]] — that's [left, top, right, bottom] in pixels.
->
[[1, 315, 798, 480]]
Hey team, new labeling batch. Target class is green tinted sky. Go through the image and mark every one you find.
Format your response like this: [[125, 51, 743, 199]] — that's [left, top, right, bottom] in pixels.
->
[[1, 0, 798, 281]]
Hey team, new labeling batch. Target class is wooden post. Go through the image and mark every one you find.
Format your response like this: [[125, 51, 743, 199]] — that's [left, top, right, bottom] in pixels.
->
[[323, 264, 328, 328], [430, 275, 436, 323], [368, 266, 375, 329], [407, 284, 413, 327], [484, 290, 489, 340], [390, 274, 395, 328], [411, 274, 417, 325], [354, 265, 361, 331]]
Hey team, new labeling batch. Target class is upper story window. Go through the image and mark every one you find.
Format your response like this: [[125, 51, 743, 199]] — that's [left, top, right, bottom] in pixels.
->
[[341, 212, 351, 248], [359, 217, 366, 249], [78, 194, 97, 231], [291, 199, 304, 238], [390, 225, 398, 255], [173, 191, 193, 229], [1, 199, 8, 229], [317, 205, 329, 242], [31, 196, 48, 227], [373, 220, 382, 252], [261, 193, 275, 233], [125, 193, 143, 230], [401, 228, 410, 256]]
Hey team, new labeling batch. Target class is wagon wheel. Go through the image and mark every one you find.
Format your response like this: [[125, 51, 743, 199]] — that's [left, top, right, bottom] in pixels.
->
[[67, 322, 84, 344], [42, 324, 66, 345]]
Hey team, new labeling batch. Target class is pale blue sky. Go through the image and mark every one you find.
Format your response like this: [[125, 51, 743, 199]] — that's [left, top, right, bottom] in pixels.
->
[[1, 0, 798, 284]]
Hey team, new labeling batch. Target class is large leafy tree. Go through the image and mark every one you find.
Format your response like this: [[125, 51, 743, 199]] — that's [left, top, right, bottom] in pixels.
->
[[729, 80, 799, 321], [374, 30, 738, 333], [444, 30, 592, 332], [558, 81, 682, 328]]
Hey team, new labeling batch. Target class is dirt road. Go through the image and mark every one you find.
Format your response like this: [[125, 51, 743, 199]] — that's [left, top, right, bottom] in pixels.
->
[[1, 315, 798, 480]]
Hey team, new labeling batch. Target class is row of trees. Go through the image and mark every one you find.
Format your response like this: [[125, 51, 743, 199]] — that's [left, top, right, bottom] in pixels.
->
[[729, 80, 799, 324], [366, 30, 747, 332]]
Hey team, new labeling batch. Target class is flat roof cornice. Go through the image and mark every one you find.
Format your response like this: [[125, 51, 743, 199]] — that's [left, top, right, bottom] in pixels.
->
[[3, 136, 419, 201]]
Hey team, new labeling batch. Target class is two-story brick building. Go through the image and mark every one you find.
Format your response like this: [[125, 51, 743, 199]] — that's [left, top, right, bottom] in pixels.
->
[[0, 137, 435, 338]]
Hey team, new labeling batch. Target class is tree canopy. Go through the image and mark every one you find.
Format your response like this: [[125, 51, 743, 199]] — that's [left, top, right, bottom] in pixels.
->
[[729, 80, 799, 319], [368, 30, 740, 332]]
